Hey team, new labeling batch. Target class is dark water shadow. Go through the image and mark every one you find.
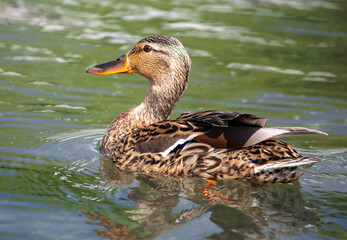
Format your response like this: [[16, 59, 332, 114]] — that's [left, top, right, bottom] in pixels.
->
[[85, 156, 322, 239]]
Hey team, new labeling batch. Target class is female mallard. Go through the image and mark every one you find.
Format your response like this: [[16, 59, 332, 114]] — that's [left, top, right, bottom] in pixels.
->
[[87, 35, 326, 184]]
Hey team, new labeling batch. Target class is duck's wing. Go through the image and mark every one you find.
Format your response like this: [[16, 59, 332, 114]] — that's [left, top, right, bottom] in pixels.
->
[[175, 110, 267, 127], [134, 110, 326, 156]]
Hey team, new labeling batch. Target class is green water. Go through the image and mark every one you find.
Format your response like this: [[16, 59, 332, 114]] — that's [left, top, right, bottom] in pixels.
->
[[0, 0, 346, 239]]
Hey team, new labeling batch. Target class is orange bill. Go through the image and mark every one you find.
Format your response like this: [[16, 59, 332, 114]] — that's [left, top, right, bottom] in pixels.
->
[[86, 54, 133, 75]]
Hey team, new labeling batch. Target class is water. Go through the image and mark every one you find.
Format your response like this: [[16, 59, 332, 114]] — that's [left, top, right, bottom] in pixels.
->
[[0, 0, 346, 239]]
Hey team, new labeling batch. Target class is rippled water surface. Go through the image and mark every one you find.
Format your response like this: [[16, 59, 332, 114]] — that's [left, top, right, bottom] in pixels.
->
[[1, 0, 346, 239]]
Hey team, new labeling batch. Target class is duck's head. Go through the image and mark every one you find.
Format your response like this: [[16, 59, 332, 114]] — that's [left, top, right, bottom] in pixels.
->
[[86, 35, 191, 87]]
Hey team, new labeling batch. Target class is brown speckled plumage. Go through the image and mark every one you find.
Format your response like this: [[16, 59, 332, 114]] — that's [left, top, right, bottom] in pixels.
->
[[87, 35, 327, 184]]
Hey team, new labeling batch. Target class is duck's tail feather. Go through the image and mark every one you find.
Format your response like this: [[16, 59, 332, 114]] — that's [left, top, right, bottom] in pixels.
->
[[271, 127, 327, 138], [242, 127, 327, 147], [252, 157, 323, 183]]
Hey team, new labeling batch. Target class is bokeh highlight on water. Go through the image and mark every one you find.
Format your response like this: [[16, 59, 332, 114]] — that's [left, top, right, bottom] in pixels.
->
[[0, 0, 346, 239]]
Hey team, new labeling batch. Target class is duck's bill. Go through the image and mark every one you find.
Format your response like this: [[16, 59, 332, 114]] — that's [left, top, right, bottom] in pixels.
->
[[86, 54, 133, 75]]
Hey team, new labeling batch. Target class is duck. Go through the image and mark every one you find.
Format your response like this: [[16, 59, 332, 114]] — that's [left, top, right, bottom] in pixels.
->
[[86, 35, 327, 184]]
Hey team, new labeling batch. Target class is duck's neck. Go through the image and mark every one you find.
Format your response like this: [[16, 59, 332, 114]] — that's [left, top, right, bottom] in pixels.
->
[[133, 71, 188, 125], [102, 57, 190, 153]]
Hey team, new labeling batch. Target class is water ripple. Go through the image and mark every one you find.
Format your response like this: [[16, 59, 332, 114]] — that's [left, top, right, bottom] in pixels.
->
[[227, 62, 337, 81], [109, 4, 191, 21], [68, 30, 141, 44]]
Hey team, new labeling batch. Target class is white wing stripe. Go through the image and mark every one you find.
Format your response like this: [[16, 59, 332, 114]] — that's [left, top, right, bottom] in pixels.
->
[[160, 135, 197, 157]]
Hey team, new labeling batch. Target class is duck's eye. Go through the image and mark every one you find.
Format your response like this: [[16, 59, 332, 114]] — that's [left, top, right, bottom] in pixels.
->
[[143, 45, 152, 53]]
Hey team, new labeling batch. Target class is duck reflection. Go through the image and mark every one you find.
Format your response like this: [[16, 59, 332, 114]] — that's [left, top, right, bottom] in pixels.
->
[[84, 156, 320, 239]]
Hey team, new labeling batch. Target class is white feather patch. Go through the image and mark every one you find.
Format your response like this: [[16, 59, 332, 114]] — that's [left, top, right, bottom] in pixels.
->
[[244, 128, 290, 147], [160, 135, 197, 157], [254, 157, 320, 173]]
